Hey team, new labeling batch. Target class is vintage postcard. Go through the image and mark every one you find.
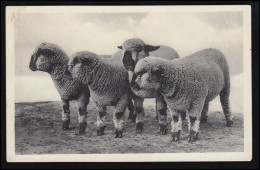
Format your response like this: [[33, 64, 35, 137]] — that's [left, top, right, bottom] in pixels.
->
[[6, 5, 252, 162]]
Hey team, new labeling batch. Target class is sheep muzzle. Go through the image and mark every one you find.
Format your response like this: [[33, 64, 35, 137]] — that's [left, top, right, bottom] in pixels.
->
[[29, 55, 37, 71]]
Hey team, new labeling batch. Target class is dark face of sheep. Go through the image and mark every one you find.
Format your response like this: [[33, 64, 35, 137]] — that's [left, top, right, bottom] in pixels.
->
[[29, 43, 61, 72], [68, 52, 98, 84], [117, 38, 160, 86]]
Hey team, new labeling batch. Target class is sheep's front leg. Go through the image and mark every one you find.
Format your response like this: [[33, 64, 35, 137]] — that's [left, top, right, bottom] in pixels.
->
[[187, 101, 204, 142], [61, 99, 70, 130], [156, 95, 168, 135], [133, 97, 145, 133], [170, 109, 182, 142], [96, 105, 107, 136], [113, 96, 128, 138], [76, 96, 89, 134]]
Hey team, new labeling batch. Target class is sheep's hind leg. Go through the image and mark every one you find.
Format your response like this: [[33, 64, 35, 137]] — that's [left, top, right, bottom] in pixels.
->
[[156, 95, 168, 135], [187, 101, 204, 142], [220, 90, 233, 127], [75, 96, 89, 134], [96, 106, 107, 136], [133, 97, 145, 133], [114, 96, 128, 138], [170, 109, 182, 142], [127, 100, 136, 123], [61, 99, 70, 130], [201, 103, 209, 123]]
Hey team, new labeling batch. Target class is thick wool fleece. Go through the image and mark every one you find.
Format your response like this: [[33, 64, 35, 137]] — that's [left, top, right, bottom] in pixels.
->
[[135, 48, 232, 141], [68, 51, 132, 106], [135, 48, 230, 111], [29, 42, 90, 101], [29, 42, 90, 133]]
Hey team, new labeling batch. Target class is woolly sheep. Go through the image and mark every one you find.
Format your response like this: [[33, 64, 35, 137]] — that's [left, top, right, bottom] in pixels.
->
[[117, 38, 180, 134], [29, 42, 90, 134], [67, 51, 142, 138], [134, 48, 233, 142]]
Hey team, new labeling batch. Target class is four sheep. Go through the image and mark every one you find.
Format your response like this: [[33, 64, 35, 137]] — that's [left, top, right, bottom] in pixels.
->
[[29, 41, 233, 142], [67, 51, 142, 138], [134, 48, 233, 142], [116, 38, 180, 134], [29, 43, 90, 134]]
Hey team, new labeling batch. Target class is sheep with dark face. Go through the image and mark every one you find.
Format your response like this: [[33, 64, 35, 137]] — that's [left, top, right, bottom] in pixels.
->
[[29, 42, 90, 134], [67, 51, 142, 138], [117, 38, 180, 135], [134, 48, 233, 142]]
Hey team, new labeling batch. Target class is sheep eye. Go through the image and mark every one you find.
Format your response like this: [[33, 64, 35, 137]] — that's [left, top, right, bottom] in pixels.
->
[[135, 47, 142, 53], [136, 71, 145, 77], [73, 58, 79, 64]]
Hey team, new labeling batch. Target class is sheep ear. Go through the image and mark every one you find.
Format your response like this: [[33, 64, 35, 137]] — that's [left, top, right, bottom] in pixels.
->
[[117, 46, 123, 50], [145, 45, 160, 52], [151, 66, 166, 78]]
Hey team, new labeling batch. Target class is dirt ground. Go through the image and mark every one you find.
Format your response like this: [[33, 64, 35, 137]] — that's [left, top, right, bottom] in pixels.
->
[[15, 101, 244, 154]]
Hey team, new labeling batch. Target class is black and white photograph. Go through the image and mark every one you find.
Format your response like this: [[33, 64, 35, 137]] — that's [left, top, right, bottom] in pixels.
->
[[6, 5, 252, 162]]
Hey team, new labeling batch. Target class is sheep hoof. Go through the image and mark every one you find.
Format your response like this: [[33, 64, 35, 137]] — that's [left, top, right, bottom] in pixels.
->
[[115, 129, 123, 138], [77, 122, 86, 134], [171, 131, 180, 142], [159, 124, 168, 135], [188, 131, 198, 142], [226, 120, 233, 127], [97, 126, 106, 136], [200, 116, 208, 123], [135, 122, 143, 133], [62, 119, 70, 130]]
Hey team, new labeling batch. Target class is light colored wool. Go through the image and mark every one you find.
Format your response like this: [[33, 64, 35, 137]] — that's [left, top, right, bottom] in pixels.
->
[[29, 42, 90, 133], [170, 117, 182, 133], [135, 48, 233, 141], [68, 51, 138, 137], [116, 38, 180, 134]]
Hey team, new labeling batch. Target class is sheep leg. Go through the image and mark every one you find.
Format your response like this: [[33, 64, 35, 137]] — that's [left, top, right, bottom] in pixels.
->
[[156, 95, 168, 135], [75, 96, 89, 134], [187, 102, 204, 142], [96, 106, 107, 136], [180, 111, 187, 121], [220, 89, 233, 127], [61, 99, 70, 130], [127, 100, 136, 123], [170, 110, 182, 142], [113, 96, 128, 138], [133, 97, 145, 133], [201, 103, 209, 123]]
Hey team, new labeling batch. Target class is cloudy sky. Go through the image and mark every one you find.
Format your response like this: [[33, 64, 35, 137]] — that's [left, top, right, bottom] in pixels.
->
[[14, 11, 244, 113]]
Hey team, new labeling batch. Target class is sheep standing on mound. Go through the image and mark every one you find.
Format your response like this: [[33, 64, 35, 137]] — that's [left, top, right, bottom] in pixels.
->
[[29, 43, 90, 134], [134, 48, 233, 142], [67, 51, 142, 138], [117, 38, 180, 134]]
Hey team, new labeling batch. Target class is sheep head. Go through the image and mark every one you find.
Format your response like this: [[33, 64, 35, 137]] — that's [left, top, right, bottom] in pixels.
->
[[117, 38, 160, 85], [134, 57, 164, 91], [68, 51, 99, 84], [29, 42, 66, 72]]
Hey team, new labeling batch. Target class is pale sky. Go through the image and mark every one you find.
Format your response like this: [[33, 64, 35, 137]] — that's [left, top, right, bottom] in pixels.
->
[[14, 11, 244, 112]]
